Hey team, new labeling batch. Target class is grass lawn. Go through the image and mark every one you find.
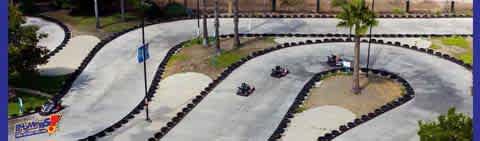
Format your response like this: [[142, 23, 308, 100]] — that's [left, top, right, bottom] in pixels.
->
[[440, 36, 470, 49], [8, 91, 48, 116], [429, 37, 473, 65], [43, 10, 142, 38], [164, 37, 277, 78], [9, 72, 69, 95]]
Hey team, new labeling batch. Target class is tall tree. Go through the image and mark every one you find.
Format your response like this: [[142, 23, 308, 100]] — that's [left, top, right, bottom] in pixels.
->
[[202, 0, 209, 46], [214, 0, 221, 54], [8, 4, 48, 75], [94, 0, 100, 29], [334, 0, 377, 94], [272, 0, 276, 12], [418, 107, 472, 141], [121, 0, 125, 21], [233, 0, 240, 48]]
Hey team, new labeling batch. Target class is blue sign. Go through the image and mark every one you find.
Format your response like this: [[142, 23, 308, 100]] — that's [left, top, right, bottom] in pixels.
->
[[137, 44, 150, 63], [15, 118, 50, 138]]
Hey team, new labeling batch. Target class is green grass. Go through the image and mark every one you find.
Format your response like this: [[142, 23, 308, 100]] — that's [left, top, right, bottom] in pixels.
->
[[9, 73, 69, 94], [294, 106, 308, 113], [392, 7, 406, 15], [458, 50, 473, 65], [46, 11, 141, 37], [430, 43, 441, 49], [210, 51, 244, 68], [264, 37, 276, 44], [182, 37, 216, 48], [167, 54, 190, 67], [8, 91, 48, 116], [440, 36, 470, 49]]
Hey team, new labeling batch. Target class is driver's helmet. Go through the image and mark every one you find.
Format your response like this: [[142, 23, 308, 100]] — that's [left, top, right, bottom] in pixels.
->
[[275, 66, 281, 70]]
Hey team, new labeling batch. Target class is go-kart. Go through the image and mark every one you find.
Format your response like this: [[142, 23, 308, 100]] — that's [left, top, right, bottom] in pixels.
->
[[271, 66, 289, 78], [39, 100, 63, 116], [237, 83, 255, 96], [327, 55, 344, 67]]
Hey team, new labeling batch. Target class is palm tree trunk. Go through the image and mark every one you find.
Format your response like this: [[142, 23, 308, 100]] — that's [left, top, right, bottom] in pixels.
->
[[202, 0, 209, 46], [233, 0, 240, 48], [214, 0, 221, 55], [352, 34, 361, 94], [94, 0, 100, 30], [272, 0, 276, 12], [121, 0, 125, 21], [349, 27, 352, 39]]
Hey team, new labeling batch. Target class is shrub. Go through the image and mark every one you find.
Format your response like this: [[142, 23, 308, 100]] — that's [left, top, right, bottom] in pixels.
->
[[392, 7, 405, 15], [162, 2, 188, 18], [52, 0, 72, 9], [418, 107, 472, 141]]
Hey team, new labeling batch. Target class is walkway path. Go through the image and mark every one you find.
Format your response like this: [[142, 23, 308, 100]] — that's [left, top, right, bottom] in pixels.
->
[[9, 18, 472, 141]]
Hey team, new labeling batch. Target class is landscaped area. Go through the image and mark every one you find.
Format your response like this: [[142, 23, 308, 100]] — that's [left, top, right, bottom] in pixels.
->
[[8, 91, 49, 116], [43, 10, 142, 38], [164, 37, 277, 78], [429, 36, 473, 65], [301, 72, 404, 116]]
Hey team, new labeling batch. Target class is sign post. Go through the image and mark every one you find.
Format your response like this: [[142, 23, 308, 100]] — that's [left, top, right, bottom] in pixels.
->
[[18, 97, 23, 114], [139, 0, 151, 122]]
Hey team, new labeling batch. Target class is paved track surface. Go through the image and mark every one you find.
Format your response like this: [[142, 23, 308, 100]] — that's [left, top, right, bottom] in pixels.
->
[[9, 18, 472, 141], [24, 17, 66, 52], [163, 43, 471, 141]]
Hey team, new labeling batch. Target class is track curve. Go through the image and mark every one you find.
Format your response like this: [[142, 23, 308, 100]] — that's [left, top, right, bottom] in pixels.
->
[[10, 17, 472, 141], [161, 42, 471, 141]]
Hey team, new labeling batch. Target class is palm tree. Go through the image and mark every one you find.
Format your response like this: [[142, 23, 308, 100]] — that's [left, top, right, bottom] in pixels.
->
[[202, 0, 209, 46], [332, 0, 353, 39], [334, 0, 378, 94], [233, 0, 240, 48]]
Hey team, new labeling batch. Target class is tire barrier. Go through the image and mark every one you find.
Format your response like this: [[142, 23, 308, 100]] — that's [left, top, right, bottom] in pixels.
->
[[28, 15, 72, 61], [148, 34, 470, 141], [23, 15, 468, 138], [217, 33, 472, 39], [315, 68, 415, 141], [19, 16, 196, 140], [8, 16, 70, 120], [268, 67, 415, 141], [206, 13, 471, 19]]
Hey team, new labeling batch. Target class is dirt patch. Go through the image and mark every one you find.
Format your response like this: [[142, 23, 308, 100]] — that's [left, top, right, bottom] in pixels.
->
[[304, 74, 404, 117], [163, 37, 277, 79]]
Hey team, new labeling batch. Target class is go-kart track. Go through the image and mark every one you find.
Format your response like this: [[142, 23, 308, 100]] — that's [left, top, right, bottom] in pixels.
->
[[24, 16, 69, 56], [9, 18, 472, 141]]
